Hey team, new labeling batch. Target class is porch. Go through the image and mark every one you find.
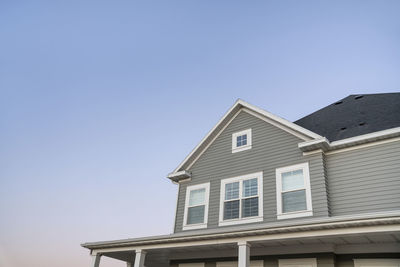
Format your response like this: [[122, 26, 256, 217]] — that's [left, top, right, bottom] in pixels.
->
[[84, 216, 400, 267]]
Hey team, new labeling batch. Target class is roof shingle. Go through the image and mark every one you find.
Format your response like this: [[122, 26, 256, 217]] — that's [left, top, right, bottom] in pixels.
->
[[294, 93, 400, 142]]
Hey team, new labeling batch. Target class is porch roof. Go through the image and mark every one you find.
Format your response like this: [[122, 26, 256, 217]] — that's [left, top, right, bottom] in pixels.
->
[[82, 211, 400, 250]]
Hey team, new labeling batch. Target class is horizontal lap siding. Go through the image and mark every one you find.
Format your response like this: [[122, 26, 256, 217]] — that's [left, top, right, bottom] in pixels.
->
[[326, 140, 400, 216], [174, 111, 329, 232]]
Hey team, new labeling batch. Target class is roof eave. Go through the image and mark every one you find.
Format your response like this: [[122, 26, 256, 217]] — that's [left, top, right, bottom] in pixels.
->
[[298, 127, 400, 152]]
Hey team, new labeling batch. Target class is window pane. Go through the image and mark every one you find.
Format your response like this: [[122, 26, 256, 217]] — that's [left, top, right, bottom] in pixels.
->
[[282, 189, 307, 213], [236, 134, 247, 147], [225, 182, 239, 200], [241, 135, 247, 146], [223, 200, 240, 220], [282, 169, 304, 191], [242, 197, 258, 217], [187, 205, 205, 224], [243, 178, 258, 197], [189, 188, 205, 206]]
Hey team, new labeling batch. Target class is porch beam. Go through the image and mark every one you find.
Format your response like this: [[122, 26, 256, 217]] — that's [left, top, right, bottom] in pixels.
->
[[90, 224, 400, 254], [238, 241, 250, 267]]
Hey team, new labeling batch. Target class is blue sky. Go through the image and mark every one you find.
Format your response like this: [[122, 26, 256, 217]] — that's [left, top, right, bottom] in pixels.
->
[[1, 1, 399, 267]]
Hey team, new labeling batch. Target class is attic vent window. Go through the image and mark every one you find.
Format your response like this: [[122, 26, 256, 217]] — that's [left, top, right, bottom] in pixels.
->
[[334, 101, 343, 105], [232, 129, 252, 153], [340, 127, 347, 130], [355, 95, 364, 100], [359, 122, 366, 126]]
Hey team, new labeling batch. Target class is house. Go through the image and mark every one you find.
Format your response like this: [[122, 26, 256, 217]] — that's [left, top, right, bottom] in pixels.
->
[[82, 93, 400, 267]]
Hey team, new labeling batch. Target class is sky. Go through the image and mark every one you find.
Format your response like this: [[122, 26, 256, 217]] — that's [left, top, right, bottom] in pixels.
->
[[0, 1, 399, 267]]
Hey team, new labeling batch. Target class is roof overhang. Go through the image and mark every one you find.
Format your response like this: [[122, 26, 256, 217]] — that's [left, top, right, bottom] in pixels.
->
[[298, 127, 400, 153], [167, 170, 192, 183]]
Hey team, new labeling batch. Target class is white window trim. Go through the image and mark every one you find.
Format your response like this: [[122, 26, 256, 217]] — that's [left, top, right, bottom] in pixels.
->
[[219, 172, 263, 226], [183, 182, 210, 231], [276, 162, 313, 220], [278, 258, 317, 267], [354, 259, 400, 267], [232, 129, 252, 153]]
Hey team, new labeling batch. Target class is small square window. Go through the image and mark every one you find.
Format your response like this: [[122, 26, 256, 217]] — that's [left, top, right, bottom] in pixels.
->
[[236, 134, 247, 147], [232, 129, 252, 153]]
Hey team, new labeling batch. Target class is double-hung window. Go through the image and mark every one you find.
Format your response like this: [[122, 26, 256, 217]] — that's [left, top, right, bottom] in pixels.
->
[[219, 172, 263, 226], [276, 163, 313, 220], [183, 183, 210, 230]]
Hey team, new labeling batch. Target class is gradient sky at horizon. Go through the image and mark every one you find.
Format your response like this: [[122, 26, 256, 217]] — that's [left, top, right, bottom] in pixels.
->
[[1, 1, 400, 267]]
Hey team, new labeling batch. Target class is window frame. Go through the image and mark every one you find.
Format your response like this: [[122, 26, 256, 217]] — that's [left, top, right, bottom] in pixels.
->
[[183, 182, 210, 230], [275, 162, 313, 220], [219, 172, 263, 226], [232, 129, 252, 153]]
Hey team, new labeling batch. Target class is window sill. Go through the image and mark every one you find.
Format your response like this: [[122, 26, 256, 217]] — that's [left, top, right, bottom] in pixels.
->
[[232, 145, 252, 153], [218, 216, 263, 226], [277, 210, 313, 220], [182, 223, 207, 231]]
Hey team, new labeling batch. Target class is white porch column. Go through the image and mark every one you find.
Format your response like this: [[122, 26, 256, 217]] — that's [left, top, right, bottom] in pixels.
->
[[134, 249, 147, 267], [91, 254, 101, 267], [238, 241, 250, 267]]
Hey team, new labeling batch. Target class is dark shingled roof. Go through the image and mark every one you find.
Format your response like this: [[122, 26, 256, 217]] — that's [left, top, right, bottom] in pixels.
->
[[294, 93, 400, 142]]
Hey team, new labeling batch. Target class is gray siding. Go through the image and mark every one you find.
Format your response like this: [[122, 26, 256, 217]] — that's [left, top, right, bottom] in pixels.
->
[[326, 140, 400, 216], [175, 111, 329, 232]]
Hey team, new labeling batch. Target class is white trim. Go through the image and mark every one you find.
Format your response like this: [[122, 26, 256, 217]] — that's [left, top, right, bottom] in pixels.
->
[[232, 129, 252, 153], [182, 183, 210, 231], [303, 136, 400, 156], [239, 102, 322, 139], [89, 221, 400, 253], [167, 170, 192, 180], [302, 149, 325, 156], [330, 127, 400, 147], [278, 258, 317, 267], [276, 163, 313, 220], [353, 259, 400, 267], [298, 127, 400, 153], [242, 108, 313, 141], [171, 99, 322, 174], [326, 136, 400, 155], [219, 172, 263, 226]]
